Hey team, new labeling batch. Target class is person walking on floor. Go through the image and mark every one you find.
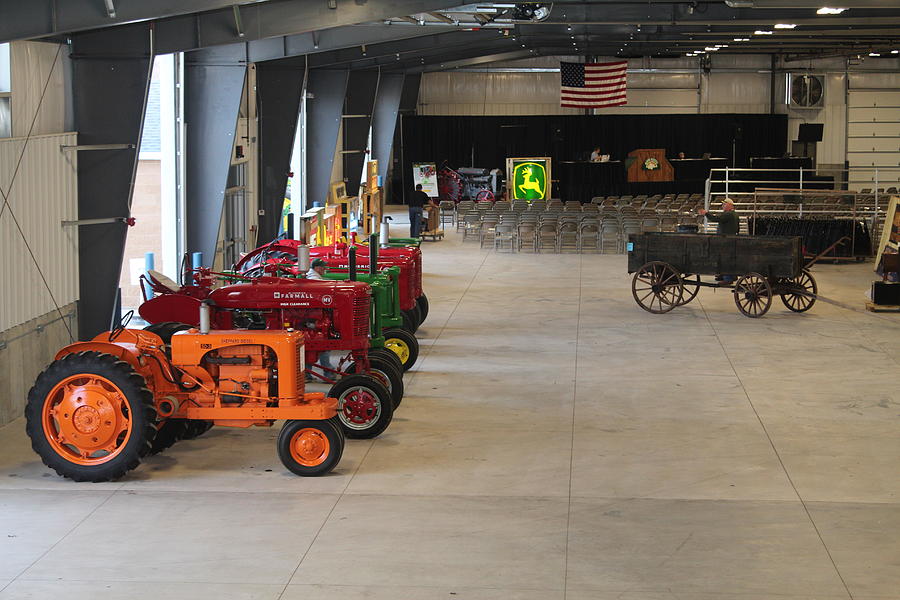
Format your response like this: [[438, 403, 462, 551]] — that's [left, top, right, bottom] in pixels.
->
[[409, 183, 432, 238]]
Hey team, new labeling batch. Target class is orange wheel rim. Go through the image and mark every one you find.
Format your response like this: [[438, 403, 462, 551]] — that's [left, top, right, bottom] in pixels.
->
[[289, 428, 330, 467], [41, 374, 133, 466]]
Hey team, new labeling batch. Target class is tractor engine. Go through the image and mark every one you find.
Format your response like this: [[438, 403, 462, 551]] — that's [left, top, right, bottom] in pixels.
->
[[209, 278, 371, 351], [169, 329, 307, 424], [200, 344, 275, 405]]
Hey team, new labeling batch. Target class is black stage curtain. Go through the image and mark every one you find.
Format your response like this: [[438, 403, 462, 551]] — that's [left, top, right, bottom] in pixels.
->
[[400, 113, 787, 202]]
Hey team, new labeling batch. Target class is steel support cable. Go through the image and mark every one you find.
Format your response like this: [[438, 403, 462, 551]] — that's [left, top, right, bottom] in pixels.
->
[[0, 44, 74, 342]]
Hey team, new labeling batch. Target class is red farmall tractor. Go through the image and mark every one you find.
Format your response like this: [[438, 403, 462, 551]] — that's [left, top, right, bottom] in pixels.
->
[[139, 269, 399, 441], [25, 323, 344, 482], [236, 239, 428, 333]]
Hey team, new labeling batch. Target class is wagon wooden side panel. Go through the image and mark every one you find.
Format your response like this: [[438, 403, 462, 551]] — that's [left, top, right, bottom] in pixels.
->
[[627, 233, 802, 279]]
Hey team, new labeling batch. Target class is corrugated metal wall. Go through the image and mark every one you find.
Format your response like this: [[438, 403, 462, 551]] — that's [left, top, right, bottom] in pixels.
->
[[0, 132, 79, 333], [847, 72, 900, 188], [418, 56, 775, 117]]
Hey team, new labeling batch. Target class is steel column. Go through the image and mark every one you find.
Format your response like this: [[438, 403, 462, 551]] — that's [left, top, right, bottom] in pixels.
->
[[70, 23, 153, 339], [256, 58, 306, 245], [342, 69, 380, 197], [372, 73, 404, 170], [396, 74, 421, 204], [306, 69, 349, 208], [371, 73, 404, 201], [184, 45, 247, 262]]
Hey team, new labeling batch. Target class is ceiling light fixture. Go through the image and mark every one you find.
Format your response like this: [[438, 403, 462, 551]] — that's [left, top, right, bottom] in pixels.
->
[[705, 46, 719, 51], [734, 38, 750, 42], [754, 30, 773, 35], [892, 50, 899, 54], [775, 23, 797, 29], [869, 52, 880, 56], [816, 7, 847, 15]]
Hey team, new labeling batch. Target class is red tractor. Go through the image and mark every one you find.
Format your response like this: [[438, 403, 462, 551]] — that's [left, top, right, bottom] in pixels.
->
[[25, 324, 344, 482], [139, 269, 400, 441], [236, 240, 429, 333]]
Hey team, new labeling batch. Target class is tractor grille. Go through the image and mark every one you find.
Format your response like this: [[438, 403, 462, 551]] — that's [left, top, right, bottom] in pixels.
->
[[353, 296, 370, 338], [407, 262, 417, 302], [413, 254, 423, 296]]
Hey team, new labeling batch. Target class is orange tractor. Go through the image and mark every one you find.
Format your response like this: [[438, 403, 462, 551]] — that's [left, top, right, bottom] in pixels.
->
[[25, 312, 344, 482]]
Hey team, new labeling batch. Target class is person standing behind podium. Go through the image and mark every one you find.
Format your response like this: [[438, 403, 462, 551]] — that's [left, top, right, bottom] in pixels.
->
[[590, 147, 602, 162]]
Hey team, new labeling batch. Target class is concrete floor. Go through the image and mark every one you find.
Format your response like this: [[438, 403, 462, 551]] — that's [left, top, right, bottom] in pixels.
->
[[0, 209, 898, 599]]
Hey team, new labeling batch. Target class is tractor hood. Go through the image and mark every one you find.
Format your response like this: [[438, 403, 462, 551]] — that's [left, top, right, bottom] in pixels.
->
[[210, 277, 369, 310]]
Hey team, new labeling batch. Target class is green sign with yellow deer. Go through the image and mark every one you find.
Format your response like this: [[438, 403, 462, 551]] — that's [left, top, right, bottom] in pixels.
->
[[507, 157, 551, 201]]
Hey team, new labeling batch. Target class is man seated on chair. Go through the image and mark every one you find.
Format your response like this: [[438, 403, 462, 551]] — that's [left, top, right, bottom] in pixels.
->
[[698, 199, 740, 284]]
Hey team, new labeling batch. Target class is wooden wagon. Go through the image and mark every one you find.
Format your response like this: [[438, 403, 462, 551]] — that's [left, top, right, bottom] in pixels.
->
[[626, 233, 818, 317]]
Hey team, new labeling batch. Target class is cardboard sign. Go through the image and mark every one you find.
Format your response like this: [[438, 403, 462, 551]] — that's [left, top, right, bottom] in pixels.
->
[[413, 163, 438, 197]]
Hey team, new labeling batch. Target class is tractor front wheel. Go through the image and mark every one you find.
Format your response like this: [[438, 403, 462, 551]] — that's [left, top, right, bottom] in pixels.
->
[[25, 351, 157, 482], [382, 328, 420, 372], [277, 419, 344, 476], [404, 304, 423, 332], [367, 348, 404, 375], [348, 357, 404, 408], [416, 294, 430, 323], [329, 374, 393, 439]]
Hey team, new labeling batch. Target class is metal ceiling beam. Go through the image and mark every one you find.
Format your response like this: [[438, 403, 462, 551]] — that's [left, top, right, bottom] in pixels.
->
[[416, 50, 537, 72], [1, 0, 464, 48], [0, 0, 255, 42], [306, 29, 508, 68]]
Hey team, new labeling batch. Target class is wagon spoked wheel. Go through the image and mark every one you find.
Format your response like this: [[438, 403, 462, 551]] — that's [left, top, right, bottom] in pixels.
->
[[677, 273, 701, 306], [733, 273, 773, 318], [631, 261, 684, 314], [780, 269, 817, 313]]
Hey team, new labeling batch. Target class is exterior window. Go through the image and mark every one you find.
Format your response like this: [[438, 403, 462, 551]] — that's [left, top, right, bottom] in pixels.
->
[[0, 43, 11, 138]]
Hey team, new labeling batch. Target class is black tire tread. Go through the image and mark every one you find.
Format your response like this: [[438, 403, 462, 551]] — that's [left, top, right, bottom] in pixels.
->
[[25, 352, 157, 482]]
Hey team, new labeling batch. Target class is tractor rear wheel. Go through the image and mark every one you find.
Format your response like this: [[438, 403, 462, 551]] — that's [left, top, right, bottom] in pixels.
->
[[25, 351, 157, 482], [181, 420, 214, 439], [416, 294, 430, 323], [382, 327, 419, 372], [277, 419, 344, 476], [329, 374, 393, 439], [149, 419, 190, 455]]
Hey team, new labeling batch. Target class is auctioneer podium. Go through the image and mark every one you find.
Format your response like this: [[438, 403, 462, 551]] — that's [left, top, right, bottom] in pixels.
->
[[626, 149, 674, 183]]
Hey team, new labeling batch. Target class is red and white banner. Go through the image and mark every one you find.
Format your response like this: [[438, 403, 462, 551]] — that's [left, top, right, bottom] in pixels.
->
[[560, 61, 628, 108]]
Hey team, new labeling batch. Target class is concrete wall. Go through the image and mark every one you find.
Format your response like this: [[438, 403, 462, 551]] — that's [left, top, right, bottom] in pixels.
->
[[0, 303, 77, 426]]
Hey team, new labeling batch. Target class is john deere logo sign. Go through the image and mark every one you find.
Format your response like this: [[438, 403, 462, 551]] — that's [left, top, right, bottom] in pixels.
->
[[512, 161, 547, 200]]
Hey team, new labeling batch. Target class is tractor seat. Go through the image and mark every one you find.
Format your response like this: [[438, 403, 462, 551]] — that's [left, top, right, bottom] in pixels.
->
[[147, 269, 179, 293]]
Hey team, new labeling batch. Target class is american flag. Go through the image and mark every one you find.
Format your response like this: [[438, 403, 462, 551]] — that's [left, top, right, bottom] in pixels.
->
[[560, 61, 628, 108]]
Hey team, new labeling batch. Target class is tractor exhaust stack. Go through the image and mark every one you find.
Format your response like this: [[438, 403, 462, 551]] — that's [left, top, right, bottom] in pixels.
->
[[348, 247, 357, 281], [199, 300, 211, 334], [369, 234, 378, 276], [380, 215, 392, 247]]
